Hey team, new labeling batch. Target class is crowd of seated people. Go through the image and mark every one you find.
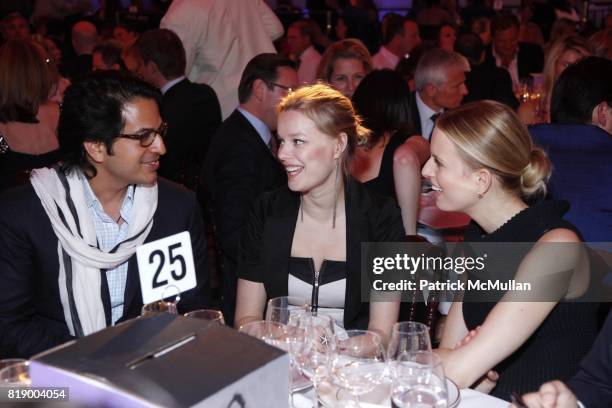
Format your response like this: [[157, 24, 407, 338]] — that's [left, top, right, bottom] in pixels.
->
[[0, 2, 610, 405]]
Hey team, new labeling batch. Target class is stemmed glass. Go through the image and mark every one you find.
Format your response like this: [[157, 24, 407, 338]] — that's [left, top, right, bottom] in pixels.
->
[[328, 330, 387, 407], [391, 351, 448, 408], [292, 314, 335, 405], [184, 309, 225, 325], [265, 296, 309, 325], [387, 321, 432, 361]]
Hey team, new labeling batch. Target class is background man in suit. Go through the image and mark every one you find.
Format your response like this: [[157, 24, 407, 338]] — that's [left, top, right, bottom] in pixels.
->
[[161, 0, 284, 119], [204, 53, 297, 325], [455, 32, 518, 110], [130, 28, 222, 191], [0, 71, 210, 358], [412, 48, 470, 139], [62, 20, 97, 80], [373, 13, 421, 70], [485, 14, 544, 88], [286, 20, 321, 85], [530, 57, 612, 242]]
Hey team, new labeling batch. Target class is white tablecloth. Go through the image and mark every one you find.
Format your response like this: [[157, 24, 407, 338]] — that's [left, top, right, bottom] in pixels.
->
[[294, 387, 509, 408]]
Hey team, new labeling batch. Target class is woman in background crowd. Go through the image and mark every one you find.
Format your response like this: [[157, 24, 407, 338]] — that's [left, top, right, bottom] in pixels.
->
[[0, 40, 61, 192], [316, 38, 372, 98], [351, 69, 429, 235], [518, 35, 591, 125]]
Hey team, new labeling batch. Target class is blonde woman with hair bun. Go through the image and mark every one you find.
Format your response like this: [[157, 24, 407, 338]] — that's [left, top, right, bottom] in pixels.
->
[[424, 100, 597, 399], [234, 83, 404, 339]]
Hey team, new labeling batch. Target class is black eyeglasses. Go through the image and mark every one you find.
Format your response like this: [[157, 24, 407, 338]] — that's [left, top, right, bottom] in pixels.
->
[[268, 82, 295, 93], [117, 122, 167, 147]]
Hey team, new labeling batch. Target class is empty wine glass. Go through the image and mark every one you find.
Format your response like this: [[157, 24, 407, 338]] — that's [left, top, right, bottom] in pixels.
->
[[265, 296, 309, 326], [329, 330, 387, 407], [184, 309, 225, 325], [391, 352, 448, 408], [387, 321, 432, 362]]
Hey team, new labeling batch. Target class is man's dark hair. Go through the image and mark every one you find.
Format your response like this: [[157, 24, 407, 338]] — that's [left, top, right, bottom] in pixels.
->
[[455, 32, 484, 65], [92, 40, 126, 70], [381, 13, 407, 45], [491, 14, 520, 36], [237, 53, 295, 104], [58, 70, 162, 178], [289, 20, 315, 42], [550, 56, 612, 124], [133, 28, 186, 79], [351, 69, 415, 147]]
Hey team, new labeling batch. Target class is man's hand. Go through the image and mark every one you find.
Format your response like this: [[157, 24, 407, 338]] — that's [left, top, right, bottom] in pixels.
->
[[514, 380, 578, 408]]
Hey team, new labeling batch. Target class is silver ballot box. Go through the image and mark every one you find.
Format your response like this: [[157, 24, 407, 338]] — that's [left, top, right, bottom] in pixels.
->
[[30, 314, 289, 407]]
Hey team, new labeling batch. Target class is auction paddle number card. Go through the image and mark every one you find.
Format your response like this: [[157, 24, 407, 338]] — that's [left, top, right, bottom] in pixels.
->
[[137, 231, 197, 304]]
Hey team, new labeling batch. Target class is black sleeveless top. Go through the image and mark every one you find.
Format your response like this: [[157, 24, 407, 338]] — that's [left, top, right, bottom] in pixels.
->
[[363, 131, 410, 200], [0, 149, 61, 193], [462, 200, 599, 399]]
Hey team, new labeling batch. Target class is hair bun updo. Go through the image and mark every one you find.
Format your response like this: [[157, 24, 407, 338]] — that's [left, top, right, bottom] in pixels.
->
[[520, 146, 551, 200]]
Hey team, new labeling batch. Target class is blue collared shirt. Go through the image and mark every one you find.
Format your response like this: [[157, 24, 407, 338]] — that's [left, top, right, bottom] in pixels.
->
[[237, 107, 272, 147], [81, 174, 135, 324]]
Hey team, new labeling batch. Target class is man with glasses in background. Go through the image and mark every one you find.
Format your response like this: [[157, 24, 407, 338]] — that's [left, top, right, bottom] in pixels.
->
[[0, 71, 210, 359], [204, 53, 297, 326]]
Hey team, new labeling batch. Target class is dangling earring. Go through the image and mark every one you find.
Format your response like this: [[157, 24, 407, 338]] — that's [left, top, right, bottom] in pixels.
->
[[300, 194, 304, 223], [332, 159, 340, 229]]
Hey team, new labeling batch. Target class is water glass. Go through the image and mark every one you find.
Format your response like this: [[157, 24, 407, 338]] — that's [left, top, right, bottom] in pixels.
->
[[265, 296, 309, 326], [391, 352, 448, 408], [184, 309, 225, 325], [329, 330, 387, 407], [387, 321, 432, 361]]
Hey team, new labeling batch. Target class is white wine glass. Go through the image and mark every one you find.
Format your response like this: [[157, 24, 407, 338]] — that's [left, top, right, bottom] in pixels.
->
[[391, 351, 448, 408], [265, 296, 309, 326], [329, 330, 387, 407]]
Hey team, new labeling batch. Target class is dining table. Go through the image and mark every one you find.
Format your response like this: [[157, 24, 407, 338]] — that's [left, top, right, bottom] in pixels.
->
[[294, 380, 510, 408]]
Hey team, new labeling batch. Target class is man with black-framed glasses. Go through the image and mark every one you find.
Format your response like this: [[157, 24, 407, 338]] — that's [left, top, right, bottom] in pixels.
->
[[0, 71, 211, 358], [204, 53, 297, 325]]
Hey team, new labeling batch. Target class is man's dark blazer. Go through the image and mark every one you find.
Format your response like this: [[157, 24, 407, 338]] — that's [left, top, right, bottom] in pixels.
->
[[568, 311, 612, 408], [463, 63, 519, 110], [409, 92, 423, 136], [0, 178, 210, 359], [203, 109, 286, 325], [530, 124, 612, 242], [159, 78, 221, 190], [60, 54, 93, 80], [237, 177, 405, 329], [485, 42, 545, 79]]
